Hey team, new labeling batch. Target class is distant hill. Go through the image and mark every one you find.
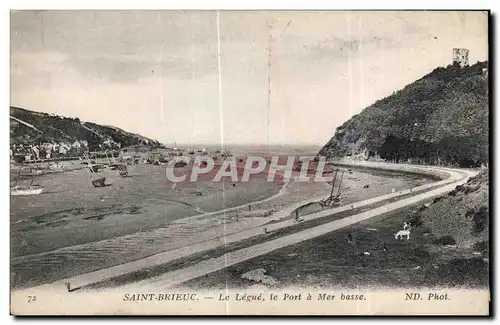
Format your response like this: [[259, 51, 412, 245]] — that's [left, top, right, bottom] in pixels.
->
[[319, 61, 489, 168], [10, 106, 165, 151]]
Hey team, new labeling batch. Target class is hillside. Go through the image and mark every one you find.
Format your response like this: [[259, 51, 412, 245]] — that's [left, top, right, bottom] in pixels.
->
[[10, 106, 164, 151], [411, 169, 489, 249], [319, 61, 489, 168]]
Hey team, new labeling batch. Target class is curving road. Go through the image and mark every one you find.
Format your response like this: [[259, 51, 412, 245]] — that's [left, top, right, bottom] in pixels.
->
[[12, 162, 478, 294]]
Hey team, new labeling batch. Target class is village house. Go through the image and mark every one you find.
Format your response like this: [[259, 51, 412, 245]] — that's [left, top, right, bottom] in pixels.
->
[[58, 142, 71, 155]]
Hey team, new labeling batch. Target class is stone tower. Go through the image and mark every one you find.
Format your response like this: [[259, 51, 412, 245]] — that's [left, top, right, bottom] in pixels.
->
[[452, 48, 469, 67]]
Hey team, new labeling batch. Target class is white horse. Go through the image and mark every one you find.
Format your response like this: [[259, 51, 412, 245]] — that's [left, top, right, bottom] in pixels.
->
[[395, 229, 411, 240]]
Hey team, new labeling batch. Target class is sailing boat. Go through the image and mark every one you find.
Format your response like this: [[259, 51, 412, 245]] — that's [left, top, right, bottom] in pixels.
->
[[320, 165, 344, 207], [11, 167, 43, 196], [118, 164, 128, 177], [83, 152, 107, 187], [105, 150, 128, 177]]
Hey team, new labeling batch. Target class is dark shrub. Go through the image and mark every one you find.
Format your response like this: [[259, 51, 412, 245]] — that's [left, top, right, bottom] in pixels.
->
[[472, 241, 488, 253], [432, 196, 444, 204], [472, 206, 488, 234], [433, 235, 456, 245], [435, 258, 488, 287], [408, 214, 423, 228], [13, 155, 25, 163], [418, 205, 428, 212], [414, 247, 430, 258]]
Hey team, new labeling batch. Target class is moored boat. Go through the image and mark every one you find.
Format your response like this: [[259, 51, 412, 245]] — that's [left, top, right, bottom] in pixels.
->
[[91, 177, 107, 188], [11, 185, 43, 196]]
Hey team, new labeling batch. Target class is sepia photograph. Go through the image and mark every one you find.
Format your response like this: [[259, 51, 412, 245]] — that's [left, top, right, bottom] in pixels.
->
[[9, 9, 490, 315]]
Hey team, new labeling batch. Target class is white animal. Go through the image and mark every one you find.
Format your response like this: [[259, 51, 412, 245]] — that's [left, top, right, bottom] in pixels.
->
[[403, 222, 411, 230], [395, 229, 411, 240]]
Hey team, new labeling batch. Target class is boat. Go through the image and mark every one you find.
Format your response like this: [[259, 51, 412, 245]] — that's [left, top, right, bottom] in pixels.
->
[[116, 162, 129, 177], [109, 163, 119, 170], [83, 152, 110, 187], [49, 162, 65, 172], [105, 150, 128, 177], [11, 184, 43, 196], [11, 166, 44, 196], [91, 177, 107, 188], [174, 161, 187, 168], [87, 164, 103, 173]]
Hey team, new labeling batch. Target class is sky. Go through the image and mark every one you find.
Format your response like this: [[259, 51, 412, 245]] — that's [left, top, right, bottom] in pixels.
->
[[10, 10, 488, 146]]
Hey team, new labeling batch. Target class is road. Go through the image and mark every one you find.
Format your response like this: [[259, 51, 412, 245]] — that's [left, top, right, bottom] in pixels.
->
[[12, 162, 478, 294]]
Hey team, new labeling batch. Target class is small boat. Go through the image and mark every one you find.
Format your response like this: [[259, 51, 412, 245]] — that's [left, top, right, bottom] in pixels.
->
[[87, 164, 103, 173], [31, 169, 44, 176], [49, 162, 64, 172], [174, 161, 187, 168], [82, 152, 110, 188], [110, 163, 127, 170], [92, 177, 107, 188], [11, 165, 44, 196], [109, 163, 119, 170], [11, 185, 43, 196]]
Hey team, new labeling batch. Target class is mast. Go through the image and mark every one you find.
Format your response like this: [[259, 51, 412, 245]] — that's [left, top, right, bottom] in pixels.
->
[[329, 168, 339, 201], [104, 150, 111, 166], [14, 167, 22, 187], [29, 173, 36, 186], [82, 151, 95, 182], [334, 170, 344, 199]]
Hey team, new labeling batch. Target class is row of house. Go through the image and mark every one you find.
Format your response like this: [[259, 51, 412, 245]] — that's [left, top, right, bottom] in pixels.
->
[[10, 138, 121, 162]]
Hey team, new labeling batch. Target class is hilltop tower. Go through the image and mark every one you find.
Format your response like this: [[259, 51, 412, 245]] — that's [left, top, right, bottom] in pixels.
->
[[452, 48, 470, 67]]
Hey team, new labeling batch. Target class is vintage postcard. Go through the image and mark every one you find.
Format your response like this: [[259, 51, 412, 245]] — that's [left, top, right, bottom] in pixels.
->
[[10, 10, 490, 315]]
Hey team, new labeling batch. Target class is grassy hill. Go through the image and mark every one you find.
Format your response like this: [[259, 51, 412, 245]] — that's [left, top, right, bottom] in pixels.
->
[[10, 106, 165, 151], [412, 169, 489, 249], [319, 61, 489, 168]]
